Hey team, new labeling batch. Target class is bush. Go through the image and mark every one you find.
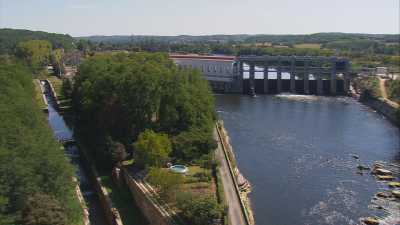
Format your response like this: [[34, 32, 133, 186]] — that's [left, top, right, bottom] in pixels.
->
[[134, 130, 172, 168], [21, 193, 68, 225], [177, 193, 223, 225], [146, 168, 183, 200], [193, 171, 212, 182]]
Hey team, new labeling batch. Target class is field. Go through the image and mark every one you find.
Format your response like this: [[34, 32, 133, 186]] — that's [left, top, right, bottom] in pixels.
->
[[294, 43, 322, 49]]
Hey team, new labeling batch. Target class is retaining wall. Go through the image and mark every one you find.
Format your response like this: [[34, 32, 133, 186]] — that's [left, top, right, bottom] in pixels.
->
[[121, 168, 172, 225], [79, 145, 124, 225]]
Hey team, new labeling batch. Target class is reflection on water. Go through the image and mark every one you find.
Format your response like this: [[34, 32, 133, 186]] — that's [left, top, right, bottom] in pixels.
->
[[215, 94, 399, 225]]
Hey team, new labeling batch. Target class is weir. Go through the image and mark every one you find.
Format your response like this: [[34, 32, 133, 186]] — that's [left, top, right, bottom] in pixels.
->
[[170, 54, 350, 95]]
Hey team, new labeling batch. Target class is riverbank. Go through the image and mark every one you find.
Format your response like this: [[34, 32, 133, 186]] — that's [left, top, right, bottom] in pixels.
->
[[215, 94, 399, 225], [351, 83, 399, 126], [216, 121, 254, 225]]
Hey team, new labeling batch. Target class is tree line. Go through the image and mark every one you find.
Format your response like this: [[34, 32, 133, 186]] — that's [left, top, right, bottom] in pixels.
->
[[71, 52, 216, 169], [0, 59, 82, 225]]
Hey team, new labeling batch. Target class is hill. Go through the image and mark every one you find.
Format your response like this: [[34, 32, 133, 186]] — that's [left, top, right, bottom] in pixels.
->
[[0, 28, 75, 54]]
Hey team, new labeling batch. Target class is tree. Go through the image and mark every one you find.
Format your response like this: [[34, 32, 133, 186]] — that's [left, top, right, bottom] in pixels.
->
[[177, 193, 223, 225], [50, 49, 64, 76], [146, 168, 183, 200], [61, 78, 73, 99], [0, 62, 82, 225], [21, 193, 68, 225], [134, 130, 172, 168], [15, 40, 52, 71]]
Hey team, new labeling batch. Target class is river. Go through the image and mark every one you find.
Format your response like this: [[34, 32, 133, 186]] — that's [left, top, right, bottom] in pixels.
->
[[42, 81, 108, 225], [215, 94, 399, 225]]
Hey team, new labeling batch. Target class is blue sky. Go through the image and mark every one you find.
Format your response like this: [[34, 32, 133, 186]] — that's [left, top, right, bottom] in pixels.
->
[[0, 0, 399, 36]]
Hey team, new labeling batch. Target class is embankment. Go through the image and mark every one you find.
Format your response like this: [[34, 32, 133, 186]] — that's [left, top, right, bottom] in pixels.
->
[[121, 168, 175, 225], [361, 97, 399, 126], [216, 121, 254, 225]]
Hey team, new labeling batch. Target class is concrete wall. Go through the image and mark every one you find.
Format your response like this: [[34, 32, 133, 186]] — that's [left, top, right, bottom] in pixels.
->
[[79, 145, 124, 225], [121, 168, 173, 225]]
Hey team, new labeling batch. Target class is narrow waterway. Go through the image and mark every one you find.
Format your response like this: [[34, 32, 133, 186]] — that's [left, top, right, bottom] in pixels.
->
[[41, 81, 107, 225], [215, 94, 400, 225]]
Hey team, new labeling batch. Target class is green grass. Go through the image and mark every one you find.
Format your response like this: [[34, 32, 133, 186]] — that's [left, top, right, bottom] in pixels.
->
[[294, 43, 322, 49], [100, 175, 149, 225], [47, 75, 72, 110], [33, 79, 47, 109]]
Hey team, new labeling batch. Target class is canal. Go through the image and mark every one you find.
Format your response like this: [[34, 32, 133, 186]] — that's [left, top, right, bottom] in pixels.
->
[[42, 81, 108, 225], [215, 94, 399, 225]]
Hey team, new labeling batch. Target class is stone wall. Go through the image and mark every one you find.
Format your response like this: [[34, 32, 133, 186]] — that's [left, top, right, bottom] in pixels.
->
[[121, 168, 173, 225], [362, 98, 399, 126], [79, 144, 124, 225]]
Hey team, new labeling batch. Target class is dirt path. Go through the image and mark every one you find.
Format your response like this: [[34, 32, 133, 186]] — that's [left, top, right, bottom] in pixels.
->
[[214, 130, 248, 225], [379, 78, 388, 99]]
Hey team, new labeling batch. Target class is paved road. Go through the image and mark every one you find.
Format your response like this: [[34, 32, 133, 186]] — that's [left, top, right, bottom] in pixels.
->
[[214, 130, 248, 225]]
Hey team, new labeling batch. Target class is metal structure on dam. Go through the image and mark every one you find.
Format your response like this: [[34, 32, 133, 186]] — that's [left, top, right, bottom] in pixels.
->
[[170, 54, 350, 95]]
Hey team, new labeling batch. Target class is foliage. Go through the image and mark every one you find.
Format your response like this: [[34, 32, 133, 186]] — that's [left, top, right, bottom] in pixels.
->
[[387, 79, 400, 103], [172, 128, 217, 162], [15, 40, 52, 72], [146, 168, 183, 200], [61, 78, 73, 99], [21, 193, 68, 225], [177, 192, 223, 225], [0, 62, 82, 224], [72, 52, 215, 168], [0, 28, 74, 55], [353, 76, 381, 99], [50, 49, 65, 75], [134, 130, 171, 168]]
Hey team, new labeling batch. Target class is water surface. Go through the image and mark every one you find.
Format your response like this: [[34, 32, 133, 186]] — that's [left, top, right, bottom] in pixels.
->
[[215, 94, 399, 225]]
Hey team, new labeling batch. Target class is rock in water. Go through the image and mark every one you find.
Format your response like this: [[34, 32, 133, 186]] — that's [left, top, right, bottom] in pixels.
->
[[361, 217, 379, 225], [392, 190, 400, 198], [388, 182, 400, 188], [358, 164, 370, 170], [372, 168, 393, 175], [376, 175, 395, 181], [376, 192, 390, 198]]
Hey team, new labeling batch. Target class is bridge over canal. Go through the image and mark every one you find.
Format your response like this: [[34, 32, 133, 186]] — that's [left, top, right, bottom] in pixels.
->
[[170, 54, 350, 95]]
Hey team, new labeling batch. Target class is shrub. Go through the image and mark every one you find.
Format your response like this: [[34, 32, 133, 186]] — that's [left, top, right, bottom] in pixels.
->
[[177, 193, 223, 225], [146, 168, 183, 200]]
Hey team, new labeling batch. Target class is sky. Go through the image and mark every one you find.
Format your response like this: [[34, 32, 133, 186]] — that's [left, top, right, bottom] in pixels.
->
[[0, 0, 399, 37]]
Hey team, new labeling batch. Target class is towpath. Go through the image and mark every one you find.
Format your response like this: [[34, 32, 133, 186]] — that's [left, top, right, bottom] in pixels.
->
[[214, 129, 248, 225]]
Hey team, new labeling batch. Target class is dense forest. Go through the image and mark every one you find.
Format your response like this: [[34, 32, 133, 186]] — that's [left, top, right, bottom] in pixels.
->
[[0, 29, 75, 55], [72, 52, 216, 169], [0, 59, 82, 225]]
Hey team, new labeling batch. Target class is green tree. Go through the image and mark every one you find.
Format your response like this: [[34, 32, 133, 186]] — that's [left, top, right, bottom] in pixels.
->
[[50, 49, 64, 76], [134, 130, 171, 168], [177, 193, 223, 225], [146, 168, 183, 200], [15, 40, 52, 71], [0, 62, 82, 225], [21, 193, 68, 225]]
